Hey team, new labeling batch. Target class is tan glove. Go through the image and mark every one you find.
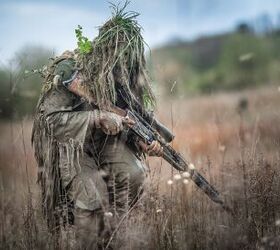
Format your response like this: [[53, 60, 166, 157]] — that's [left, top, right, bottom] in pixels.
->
[[140, 140, 163, 157], [146, 140, 164, 156], [92, 110, 134, 135]]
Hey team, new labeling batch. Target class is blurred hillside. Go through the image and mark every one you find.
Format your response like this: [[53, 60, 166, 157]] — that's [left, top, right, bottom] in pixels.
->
[[151, 20, 280, 96], [0, 15, 280, 119]]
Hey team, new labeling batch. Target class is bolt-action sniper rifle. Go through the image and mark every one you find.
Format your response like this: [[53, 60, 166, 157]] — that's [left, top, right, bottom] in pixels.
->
[[68, 75, 229, 210], [108, 87, 228, 209]]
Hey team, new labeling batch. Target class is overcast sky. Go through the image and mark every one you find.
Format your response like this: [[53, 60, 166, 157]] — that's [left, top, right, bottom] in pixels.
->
[[0, 0, 279, 65]]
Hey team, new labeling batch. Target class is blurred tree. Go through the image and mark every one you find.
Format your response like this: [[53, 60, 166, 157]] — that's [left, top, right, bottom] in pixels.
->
[[216, 33, 271, 91], [236, 22, 253, 34], [191, 35, 225, 71], [0, 70, 13, 118], [0, 45, 54, 119]]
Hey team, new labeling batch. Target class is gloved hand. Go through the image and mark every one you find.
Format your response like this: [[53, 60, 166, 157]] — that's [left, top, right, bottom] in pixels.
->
[[92, 110, 134, 135], [138, 140, 163, 157], [146, 140, 163, 156], [143, 140, 163, 157]]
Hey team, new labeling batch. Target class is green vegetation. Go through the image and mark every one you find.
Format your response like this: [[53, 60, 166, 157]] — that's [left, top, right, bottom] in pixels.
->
[[75, 25, 93, 54], [151, 30, 280, 95], [0, 45, 53, 119], [0, 69, 12, 118], [1, 21, 280, 118]]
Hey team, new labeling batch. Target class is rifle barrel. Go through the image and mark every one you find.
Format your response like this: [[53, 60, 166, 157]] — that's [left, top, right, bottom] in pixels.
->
[[162, 146, 224, 205]]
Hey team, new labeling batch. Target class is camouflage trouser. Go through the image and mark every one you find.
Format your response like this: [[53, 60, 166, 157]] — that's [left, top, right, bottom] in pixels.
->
[[60, 136, 146, 249]]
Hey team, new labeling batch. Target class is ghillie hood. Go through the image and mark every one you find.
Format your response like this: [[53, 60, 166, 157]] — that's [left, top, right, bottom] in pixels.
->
[[78, 1, 156, 109]]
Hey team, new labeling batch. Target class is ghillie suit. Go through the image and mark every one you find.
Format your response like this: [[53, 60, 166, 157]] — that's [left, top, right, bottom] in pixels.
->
[[32, 51, 91, 228], [78, 2, 155, 110], [32, 3, 154, 248]]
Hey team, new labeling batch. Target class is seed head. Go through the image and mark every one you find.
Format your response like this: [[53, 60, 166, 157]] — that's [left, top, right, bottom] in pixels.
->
[[189, 163, 195, 170], [182, 172, 190, 178], [167, 180, 173, 185], [174, 174, 181, 180], [183, 179, 189, 185], [104, 212, 113, 217]]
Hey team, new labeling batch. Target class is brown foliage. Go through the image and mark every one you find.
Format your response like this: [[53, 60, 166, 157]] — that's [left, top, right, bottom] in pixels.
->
[[1, 87, 280, 249]]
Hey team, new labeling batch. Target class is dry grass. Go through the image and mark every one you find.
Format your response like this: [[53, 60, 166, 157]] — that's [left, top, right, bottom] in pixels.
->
[[1, 86, 280, 249]]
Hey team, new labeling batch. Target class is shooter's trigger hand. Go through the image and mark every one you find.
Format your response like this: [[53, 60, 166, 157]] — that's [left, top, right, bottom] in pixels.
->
[[146, 140, 163, 157]]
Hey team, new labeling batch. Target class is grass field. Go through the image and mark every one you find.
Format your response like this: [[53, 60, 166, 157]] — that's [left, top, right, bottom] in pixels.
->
[[1, 86, 280, 249]]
